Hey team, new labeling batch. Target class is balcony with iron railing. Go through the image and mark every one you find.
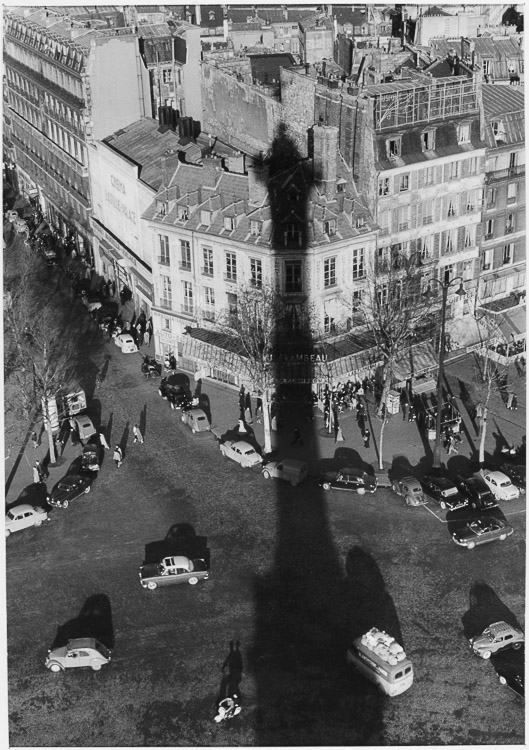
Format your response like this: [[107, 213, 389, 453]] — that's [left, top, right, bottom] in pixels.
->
[[485, 164, 525, 183]]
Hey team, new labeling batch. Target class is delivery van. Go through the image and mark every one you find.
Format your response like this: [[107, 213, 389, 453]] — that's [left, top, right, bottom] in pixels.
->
[[346, 627, 413, 697], [261, 458, 308, 487]]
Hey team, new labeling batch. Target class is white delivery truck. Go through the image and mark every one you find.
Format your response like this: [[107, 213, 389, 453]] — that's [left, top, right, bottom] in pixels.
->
[[43, 389, 87, 432], [346, 627, 413, 697]]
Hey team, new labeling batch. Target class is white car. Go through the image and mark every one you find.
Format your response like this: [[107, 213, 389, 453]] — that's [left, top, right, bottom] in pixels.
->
[[114, 333, 138, 353], [6, 504, 49, 537], [219, 439, 262, 468], [480, 470, 520, 501]]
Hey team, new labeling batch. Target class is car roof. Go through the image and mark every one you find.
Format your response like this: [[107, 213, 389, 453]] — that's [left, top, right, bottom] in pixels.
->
[[67, 637, 98, 649], [189, 408, 207, 417], [165, 555, 190, 568], [487, 621, 521, 635], [340, 467, 363, 475], [484, 470, 509, 481], [6, 503, 35, 514], [231, 440, 253, 449]]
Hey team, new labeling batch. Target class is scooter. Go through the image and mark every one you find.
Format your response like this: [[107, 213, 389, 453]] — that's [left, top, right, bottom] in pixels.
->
[[214, 695, 241, 723]]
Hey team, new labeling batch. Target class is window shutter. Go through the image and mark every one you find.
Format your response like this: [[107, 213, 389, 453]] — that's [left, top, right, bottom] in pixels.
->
[[411, 171, 418, 190], [436, 166, 443, 184], [475, 222, 483, 245], [457, 226, 465, 248], [391, 208, 399, 233], [461, 159, 469, 178], [433, 232, 440, 257], [416, 199, 423, 225], [417, 169, 425, 189], [410, 203, 418, 228], [434, 197, 442, 223], [393, 175, 400, 193], [459, 191, 467, 213]]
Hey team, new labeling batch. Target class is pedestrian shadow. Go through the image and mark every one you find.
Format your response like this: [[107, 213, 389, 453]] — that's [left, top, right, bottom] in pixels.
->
[[140, 404, 147, 440], [119, 422, 130, 457], [6, 482, 48, 512], [461, 581, 523, 641], [218, 640, 244, 703], [104, 412, 113, 445], [50, 593, 115, 650], [98, 355, 111, 385]]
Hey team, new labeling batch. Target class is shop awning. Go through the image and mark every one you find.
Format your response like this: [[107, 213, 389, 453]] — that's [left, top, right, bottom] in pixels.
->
[[497, 305, 526, 341], [392, 341, 438, 383]]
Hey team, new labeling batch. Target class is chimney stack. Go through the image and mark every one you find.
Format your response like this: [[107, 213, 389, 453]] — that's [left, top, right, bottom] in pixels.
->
[[312, 125, 338, 199], [247, 163, 270, 206]]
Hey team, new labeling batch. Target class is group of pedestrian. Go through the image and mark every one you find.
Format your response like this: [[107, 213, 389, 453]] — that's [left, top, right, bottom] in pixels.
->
[[445, 429, 462, 455], [238, 386, 254, 425], [506, 391, 518, 411], [32, 459, 48, 484]]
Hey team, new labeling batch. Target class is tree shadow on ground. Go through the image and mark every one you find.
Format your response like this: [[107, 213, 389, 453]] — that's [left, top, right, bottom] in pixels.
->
[[50, 593, 114, 650]]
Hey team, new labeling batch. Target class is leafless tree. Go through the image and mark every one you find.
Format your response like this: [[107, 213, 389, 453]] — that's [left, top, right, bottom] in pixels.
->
[[217, 284, 298, 454], [4, 243, 78, 464], [343, 252, 429, 470]]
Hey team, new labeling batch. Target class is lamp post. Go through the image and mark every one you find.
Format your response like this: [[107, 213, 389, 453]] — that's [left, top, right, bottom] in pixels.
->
[[424, 276, 466, 469]]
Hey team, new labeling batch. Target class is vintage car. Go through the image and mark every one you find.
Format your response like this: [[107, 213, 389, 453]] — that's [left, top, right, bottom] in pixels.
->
[[114, 333, 138, 354], [47, 473, 92, 508], [46, 637, 111, 672], [470, 621, 524, 659], [452, 517, 513, 549], [456, 474, 498, 511], [139, 555, 209, 589], [480, 470, 521, 501], [495, 653, 525, 699], [319, 467, 377, 494], [391, 476, 426, 506], [72, 415, 97, 445], [159, 379, 190, 410], [420, 475, 468, 511], [499, 463, 526, 494], [219, 439, 262, 468], [181, 407, 210, 433], [6, 504, 49, 537], [81, 443, 100, 473], [262, 458, 308, 487]]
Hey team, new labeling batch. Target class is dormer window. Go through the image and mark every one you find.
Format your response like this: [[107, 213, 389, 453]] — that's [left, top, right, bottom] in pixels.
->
[[492, 120, 506, 143], [356, 216, 366, 229], [324, 219, 336, 236], [156, 201, 167, 216], [250, 220, 262, 236], [200, 209, 212, 226], [421, 128, 436, 152], [177, 205, 189, 221], [336, 181, 346, 193], [457, 122, 471, 144], [387, 136, 402, 159], [208, 10, 215, 20], [224, 216, 236, 231]]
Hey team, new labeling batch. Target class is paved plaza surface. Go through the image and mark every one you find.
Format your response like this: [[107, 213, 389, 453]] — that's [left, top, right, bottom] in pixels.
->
[[4, 261, 525, 745]]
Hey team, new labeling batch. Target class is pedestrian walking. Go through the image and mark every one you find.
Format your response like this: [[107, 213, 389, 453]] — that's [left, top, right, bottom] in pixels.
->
[[33, 466, 41, 484], [132, 424, 144, 444], [291, 427, 303, 446], [113, 445, 123, 467], [447, 434, 458, 455], [475, 402, 484, 420], [35, 460, 44, 482], [31, 431, 39, 449], [237, 418, 247, 434], [143, 328, 150, 346], [506, 391, 514, 410], [363, 429, 370, 449], [336, 425, 345, 443], [255, 394, 263, 424], [99, 431, 110, 450], [511, 392, 518, 410]]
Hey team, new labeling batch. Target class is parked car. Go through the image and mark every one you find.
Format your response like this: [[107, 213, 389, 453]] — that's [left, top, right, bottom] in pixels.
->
[[452, 517, 513, 549], [81, 443, 101, 473], [499, 463, 525, 494], [181, 407, 210, 433], [479, 470, 520, 501], [5, 504, 49, 537], [114, 333, 138, 353], [139, 555, 209, 589], [219, 439, 262, 468], [421, 475, 468, 511], [470, 621, 524, 659], [495, 655, 525, 699], [456, 474, 498, 510], [41, 246, 58, 265], [391, 476, 426, 506], [47, 473, 92, 508], [14, 218, 28, 234], [45, 637, 111, 672], [319, 467, 377, 494], [262, 459, 308, 487], [159, 379, 190, 410], [72, 415, 97, 445]]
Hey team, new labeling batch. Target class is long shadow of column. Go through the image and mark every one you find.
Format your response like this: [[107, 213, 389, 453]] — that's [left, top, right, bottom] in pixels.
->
[[249, 123, 396, 744]]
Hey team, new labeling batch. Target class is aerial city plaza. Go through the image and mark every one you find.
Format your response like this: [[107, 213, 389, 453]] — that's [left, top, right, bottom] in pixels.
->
[[3, 2, 525, 746]]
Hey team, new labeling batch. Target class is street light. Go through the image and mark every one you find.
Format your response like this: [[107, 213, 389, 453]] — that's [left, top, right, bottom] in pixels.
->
[[423, 276, 466, 469]]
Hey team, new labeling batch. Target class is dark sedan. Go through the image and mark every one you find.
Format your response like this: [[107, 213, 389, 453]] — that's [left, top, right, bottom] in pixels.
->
[[495, 652, 524, 700], [500, 463, 526, 494], [421, 476, 468, 511], [47, 474, 92, 508], [456, 475, 497, 511], [451, 517, 513, 549], [319, 467, 377, 494]]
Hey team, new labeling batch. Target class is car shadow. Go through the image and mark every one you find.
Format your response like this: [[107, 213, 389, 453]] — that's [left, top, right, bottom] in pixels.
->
[[167, 372, 190, 392], [461, 581, 523, 641], [6, 483, 49, 512], [144, 524, 209, 566], [316, 448, 376, 476], [50, 593, 114, 650]]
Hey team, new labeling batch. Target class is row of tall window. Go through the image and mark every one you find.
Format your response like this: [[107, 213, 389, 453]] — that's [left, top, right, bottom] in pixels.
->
[[378, 157, 480, 197], [5, 41, 84, 100]]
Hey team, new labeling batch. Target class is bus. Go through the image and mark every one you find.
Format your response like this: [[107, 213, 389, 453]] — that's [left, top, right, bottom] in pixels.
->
[[346, 627, 413, 697]]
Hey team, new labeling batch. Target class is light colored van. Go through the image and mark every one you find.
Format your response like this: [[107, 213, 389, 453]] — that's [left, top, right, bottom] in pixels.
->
[[346, 627, 413, 697], [261, 458, 308, 487]]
